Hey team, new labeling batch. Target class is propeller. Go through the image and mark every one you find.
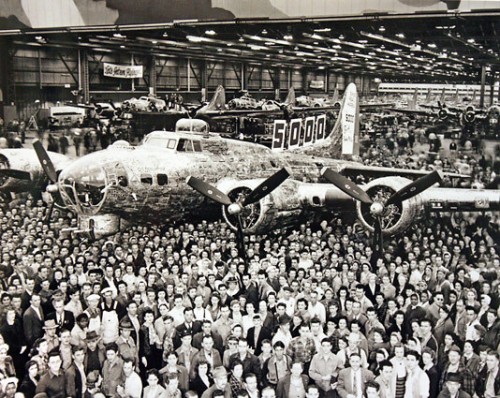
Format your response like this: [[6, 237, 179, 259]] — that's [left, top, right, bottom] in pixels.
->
[[32, 139, 61, 224], [187, 167, 291, 261], [322, 168, 442, 255]]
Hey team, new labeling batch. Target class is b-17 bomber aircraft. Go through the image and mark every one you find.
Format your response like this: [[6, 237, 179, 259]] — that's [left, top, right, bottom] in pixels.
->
[[0, 84, 498, 249]]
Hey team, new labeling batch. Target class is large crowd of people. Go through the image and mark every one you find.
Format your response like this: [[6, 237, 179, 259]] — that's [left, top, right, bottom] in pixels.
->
[[0, 182, 497, 398]]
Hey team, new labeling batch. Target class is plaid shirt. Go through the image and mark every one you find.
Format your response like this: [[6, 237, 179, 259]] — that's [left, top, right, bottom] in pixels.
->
[[439, 364, 475, 396], [286, 336, 317, 364]]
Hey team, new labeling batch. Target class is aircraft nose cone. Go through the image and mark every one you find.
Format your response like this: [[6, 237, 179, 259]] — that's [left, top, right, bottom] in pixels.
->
[[370, 202, 384, 216], [227, 203, 241, 215]]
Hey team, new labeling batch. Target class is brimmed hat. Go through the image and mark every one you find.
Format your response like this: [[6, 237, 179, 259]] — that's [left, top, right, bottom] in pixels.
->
[[119, 319, 134, 331], [101, 287, 113, 296], [87, 294, 100, 302], [446, 373, 462, 383], [84, 331, 101, 342], [43, 319, 58, 330], [0, 377, 18, 391]]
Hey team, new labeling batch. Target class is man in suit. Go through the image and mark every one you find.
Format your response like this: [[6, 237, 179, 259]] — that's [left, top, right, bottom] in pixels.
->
[[405, 350, 430, 398], [192, 320, 223, 356], [246, 314, 272, 356], [337, 352, 375, 398], [23, 293, 44, 346], [47, 298, 75, 334], [276, 361, 309, 398], [241, 273, 259, 307], [190, 334, 222, 380], [229, 338, 261, 380], [173, 307, 202, 349], [475, 351, 500, 398]]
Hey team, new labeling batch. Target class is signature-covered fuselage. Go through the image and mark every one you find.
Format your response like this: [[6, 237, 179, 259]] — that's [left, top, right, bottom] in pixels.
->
[[57, 130, 356, 225]]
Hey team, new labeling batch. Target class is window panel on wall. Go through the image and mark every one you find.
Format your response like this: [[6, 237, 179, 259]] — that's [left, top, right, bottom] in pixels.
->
[[279, 70, 289, 90], [291, 70, 302, 92], [223, 62, 240, 90]]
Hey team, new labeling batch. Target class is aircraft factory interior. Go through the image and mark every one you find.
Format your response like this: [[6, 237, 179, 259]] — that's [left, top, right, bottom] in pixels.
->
[[0, 1, 499, 398]]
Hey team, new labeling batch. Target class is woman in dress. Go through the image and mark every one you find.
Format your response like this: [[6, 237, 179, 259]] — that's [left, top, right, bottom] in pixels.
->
[[189, 360, 212, 396]]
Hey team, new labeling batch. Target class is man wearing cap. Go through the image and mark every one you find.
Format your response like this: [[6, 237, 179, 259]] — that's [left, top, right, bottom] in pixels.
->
[[437, 373, 470, 398], [174, 308, 202, 349], [201, 366, 231, 398], [100, 287, 122, 344], [42, 319, 60, 352], [83, 331, 104, 374], [439, 345, 475, 396], [116, 319, 138, 364], [83, 294, 101, 333]]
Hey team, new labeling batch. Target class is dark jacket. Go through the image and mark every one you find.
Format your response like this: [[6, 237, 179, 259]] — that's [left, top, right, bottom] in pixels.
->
[[475, 366, 500, 398], [276, 374, 309, 398], [246, 326, 272, 356]]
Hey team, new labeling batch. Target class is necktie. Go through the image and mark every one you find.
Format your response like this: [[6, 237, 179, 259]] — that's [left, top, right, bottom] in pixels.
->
[[353, 371, 358, 396]]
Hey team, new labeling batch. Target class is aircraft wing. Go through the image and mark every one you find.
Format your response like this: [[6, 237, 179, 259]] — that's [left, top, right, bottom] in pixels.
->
[[338, 164, 468, 179], [420, 187, 500, 212], [389, 107, 435, 116]]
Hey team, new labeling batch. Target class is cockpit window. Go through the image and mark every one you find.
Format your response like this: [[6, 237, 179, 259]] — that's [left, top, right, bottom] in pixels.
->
[[167, 139, 176, 149], [157, 174, 168, 185], [140, 174, 153, 185], [177, 139, 193, 152], [193, 140, 202, 152]]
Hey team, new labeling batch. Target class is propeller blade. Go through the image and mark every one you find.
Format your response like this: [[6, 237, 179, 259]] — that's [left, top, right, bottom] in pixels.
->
[[186, 176, 232, 206], [373, 217, 384, 256], [0, 169, 31, 180], [33, 139, 58, 183], [45, 201, 54, 226], [322, 168, 373, 204], [243, 167, 291, 206], [386, 170, 442, 206], [235, 215, 247, 263]]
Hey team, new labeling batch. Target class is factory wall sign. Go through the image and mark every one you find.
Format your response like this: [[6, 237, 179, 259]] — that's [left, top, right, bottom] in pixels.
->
[[310, 80, 325, 90], [103, 63, 143, 79]]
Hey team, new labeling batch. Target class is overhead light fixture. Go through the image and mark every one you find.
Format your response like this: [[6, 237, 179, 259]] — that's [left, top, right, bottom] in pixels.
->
[[261, 29, 268, 35], [379, 26, 386, 32], [238, 37, 244, 42], [120, 45, 125, 49], [396, 33, 405, 39], [152, 40, 158, 44], [113, 32, 125, 38], [162, 32, 168, 38], [339, 34, 345, 40], [217, 48, 222, 52], [205, 29, 216, 36], [428, 43, 437, 48], [467, 38, 475, 43], [187, 35, 207, 43], [314, 27, 331, 33], [284, 34, 293, 41]]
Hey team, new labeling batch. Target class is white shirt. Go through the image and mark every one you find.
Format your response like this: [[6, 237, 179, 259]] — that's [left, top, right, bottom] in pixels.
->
[[123, 371, 142, 398]]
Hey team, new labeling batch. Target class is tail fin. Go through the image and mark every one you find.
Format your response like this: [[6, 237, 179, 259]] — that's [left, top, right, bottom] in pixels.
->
[[425, 88, 432, 103], [332, 87, 339, 105], [453, 88, 459, 103], [292, 83, 359, 159], [284, 87, 295, 106], [408, 88, 418, 110], [439, 87, 445, 103], [203, 85, 226, 111]]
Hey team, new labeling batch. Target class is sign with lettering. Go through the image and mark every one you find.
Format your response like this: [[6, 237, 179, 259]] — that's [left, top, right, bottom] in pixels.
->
[[103, 63, 143, 79], [271, 114, 328, 151]]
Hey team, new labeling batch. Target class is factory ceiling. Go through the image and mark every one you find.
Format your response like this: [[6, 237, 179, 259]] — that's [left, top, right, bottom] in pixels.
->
[[3, 9, 500, 83]]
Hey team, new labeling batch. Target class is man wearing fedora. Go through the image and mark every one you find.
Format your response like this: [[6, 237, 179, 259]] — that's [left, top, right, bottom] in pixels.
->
[[116, 319, 138, 365], [42, 319, 59, 353], [438, 373, 471, 398], [83, 331, 104, 374]]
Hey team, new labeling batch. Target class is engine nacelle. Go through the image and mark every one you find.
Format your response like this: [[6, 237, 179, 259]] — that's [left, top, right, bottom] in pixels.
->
[[217, 178, 304, 234], [356, 176, 424, 236]]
